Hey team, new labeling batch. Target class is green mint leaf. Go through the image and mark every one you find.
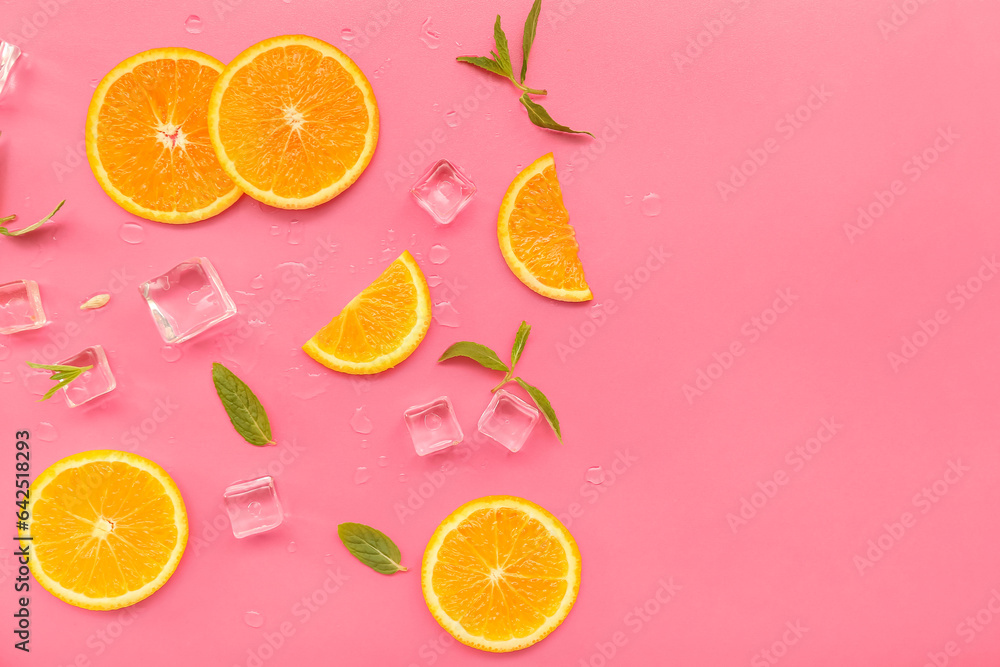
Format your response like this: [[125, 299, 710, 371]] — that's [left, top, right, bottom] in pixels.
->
[[338, 522, 408, 575], [456, 55, 510, 79], [25, 361, 93, 402], [438, 342, 510, 372], [0, 200, 65, 237], [520, 0, 542, 83], [493, 15, 514, 77], [212, 362, 274, 446], [518, 93, 593, 136], [511, 321, 531, 368], [515, 377, 562, 443]]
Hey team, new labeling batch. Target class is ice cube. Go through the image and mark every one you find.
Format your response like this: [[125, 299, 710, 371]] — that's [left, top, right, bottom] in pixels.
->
[[58, 345, 116, 408], [410, 159, 476, 225], [139, 257, 237, 344], [0, 41, 21, 100], [223, 476, 284, 538], [403, 396, 463, 456], [0, 280, 47, 334], [477, 389, 539, 453]]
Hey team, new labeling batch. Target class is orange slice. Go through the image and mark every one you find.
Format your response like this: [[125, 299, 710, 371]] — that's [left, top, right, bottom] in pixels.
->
[[19, 450, 188, 610], [498, 153, 592, 302], [85, 48, 242, 223], [303, 251, 431, 374], [422, 496, 582, 652], [207, 35, 379, 209]]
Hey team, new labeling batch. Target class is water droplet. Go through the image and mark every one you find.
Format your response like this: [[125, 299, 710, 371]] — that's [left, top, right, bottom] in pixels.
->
[[244, 611, 264, 628], [184, 15, 203, 34], [429, 244, 450, 264], [514, 164, 523, 173], [161, 346, 181, 363], [269, 224, 281, 237], [624, 194, 634, 206], [425, 413, 442, 430], [250, 274, 265, 290], [433, 301, 460, 327], [485, 113, 492, 121], [420, 17, 441, 49], [324, 553, 336, 565], [585, 466, 605, 485], [286, 366, 329, 400], [377, 455, 389, 468], [287, 542, 298, 553], [341, 27, 356, 41], [398, 472, 408, 483], [641, 193, 662, 217], [287, 219, 303, 245], [0, 341, 9, 361], [360, 439, 368, 449], [427, 275, 443, 287], [350, 407, 373, 434], [354, 467, 370, 484], [119, 222, 144, 244], [0, 372, 13, 384], [349, 265, 356, 274], [444, 111, 459, 128], [89, 78, 99, 88], [37, 422, 58, 442], [410, 233, 418, 246], [248, 501, 262, 517], [432, 103, 441, 112]]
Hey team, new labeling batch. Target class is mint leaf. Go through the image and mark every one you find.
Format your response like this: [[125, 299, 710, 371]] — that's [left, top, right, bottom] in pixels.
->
[[519, 94, 593, 136], [212, 363, 274, 446], [0, 200, 66, 237], [25, 361, 93, 401], [516, 377, 562, 443], [438, 342, 509, 372], [520, 0, 542, 83], [511, 321, 531, 368], [493, 15, 513, 76], [338, 523, 407, 575], [456, 55, 509, 79]]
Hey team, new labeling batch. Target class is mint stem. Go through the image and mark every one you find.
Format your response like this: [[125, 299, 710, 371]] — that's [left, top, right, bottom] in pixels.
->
[[491, 371, 513, 393]]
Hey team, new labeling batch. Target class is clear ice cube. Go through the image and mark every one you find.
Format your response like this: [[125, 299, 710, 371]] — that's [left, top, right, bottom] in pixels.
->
[[0, 280, 47, 334], [403, 396, 464, 456], [224, 476, 284, 538], [0, 41, 21, 100], [139, 257, 237, 344], [58, 345, 116, 408], [477, 389, 539, 453], [410, 159, 476, 225]]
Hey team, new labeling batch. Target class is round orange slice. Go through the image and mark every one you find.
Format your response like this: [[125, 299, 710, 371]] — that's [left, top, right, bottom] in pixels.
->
[[303, 251, 431, 374], [19, 450, 188, 610], [86, 48, 242, 223], [207, 35, 379, 209], [498, 153, 592, 302], [422, 495, 582, 652]]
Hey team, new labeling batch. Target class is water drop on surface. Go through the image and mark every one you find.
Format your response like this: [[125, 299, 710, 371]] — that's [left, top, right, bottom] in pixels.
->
[[161, 346, 181, 363], [324, 553, 335, 565], [0, 372, 13, 384], [287, 219, 303, 245], [624, 194, 634, 206], [244, 611, 264, 628], [432, 103, 441, 112], [287, 542, 298, 553], [119, 222, 144, 244], [248, 501, 262, 517], [184, 15, 203, 34], [0, 341, 9, 361], [250, 274, 265, 290], [269, 224, 281, 236], [444, 111, 459, 128], [585, 466, 605, 485], [377, 456, 389, 468], [354, 467, 370, 484], [429, 244, 450, 265], [427, 275, 443, 287], [398, 472, 408, 483], [350, 406, 373, 434], [37, 422, 58, 442], [641, 193, 662, 217], [341, 28, 356, 41], [89, 78, 99, 88], [433, 301, 460, 327]]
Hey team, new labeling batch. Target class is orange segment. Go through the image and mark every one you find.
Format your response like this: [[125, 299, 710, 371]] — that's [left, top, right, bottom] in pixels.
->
[[207, 35, 379, 209], [86, 48, 241, 223], [498, 153, 592, 302], [302, 251, 431, 374], [422, 496, 581, 652], [20, 450, 188, 610]]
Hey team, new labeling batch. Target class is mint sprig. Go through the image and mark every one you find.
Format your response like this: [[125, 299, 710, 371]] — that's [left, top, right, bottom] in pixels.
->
[[338, 523, 408, 575], [1, 200, 66, 237], [25, 361, 93, 401], [438, 320, 563, 442], [456, 0, 592, 136]]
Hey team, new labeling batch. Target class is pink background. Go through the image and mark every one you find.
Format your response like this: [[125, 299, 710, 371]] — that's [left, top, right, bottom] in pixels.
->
[[3, 0, 1000, 665]]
